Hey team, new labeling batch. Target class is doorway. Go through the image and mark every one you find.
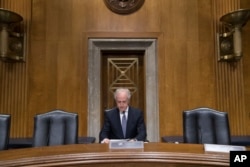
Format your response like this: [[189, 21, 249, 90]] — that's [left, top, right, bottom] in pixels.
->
[[101, 51, 145, 126], [87, 38, 159, 142]]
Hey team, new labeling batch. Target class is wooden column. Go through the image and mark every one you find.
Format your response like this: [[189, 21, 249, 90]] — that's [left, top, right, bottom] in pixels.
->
[[213, 0, 247, 135]]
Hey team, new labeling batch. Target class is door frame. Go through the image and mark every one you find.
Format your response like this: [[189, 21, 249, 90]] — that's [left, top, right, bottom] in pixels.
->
[[88, 38, 159, 142]]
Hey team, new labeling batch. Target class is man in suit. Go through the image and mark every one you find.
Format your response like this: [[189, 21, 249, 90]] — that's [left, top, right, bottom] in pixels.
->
[[99, 88, 147, 143]]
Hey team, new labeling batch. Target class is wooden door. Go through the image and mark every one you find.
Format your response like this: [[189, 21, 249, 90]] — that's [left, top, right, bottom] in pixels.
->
[[101, 51, 145, 125]]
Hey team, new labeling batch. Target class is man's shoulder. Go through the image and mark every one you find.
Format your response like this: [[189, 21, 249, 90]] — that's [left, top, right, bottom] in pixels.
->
[[129, 107, 143, 113], [105, 108, 117, 115]]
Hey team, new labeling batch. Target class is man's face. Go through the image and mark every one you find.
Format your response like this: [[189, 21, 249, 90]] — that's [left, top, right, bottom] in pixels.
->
[[115, 91, 129, 112]]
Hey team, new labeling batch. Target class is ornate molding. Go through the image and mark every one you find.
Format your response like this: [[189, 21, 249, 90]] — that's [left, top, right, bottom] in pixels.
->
[[88, 38, 159, 142], [104, 0, 145, 15]]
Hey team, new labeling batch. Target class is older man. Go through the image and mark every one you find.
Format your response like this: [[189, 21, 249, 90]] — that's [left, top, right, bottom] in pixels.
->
[[99, 88, 147, 143]]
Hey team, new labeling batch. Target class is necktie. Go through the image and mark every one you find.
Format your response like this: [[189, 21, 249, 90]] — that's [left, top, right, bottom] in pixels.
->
[[121, 112, 127, 138]]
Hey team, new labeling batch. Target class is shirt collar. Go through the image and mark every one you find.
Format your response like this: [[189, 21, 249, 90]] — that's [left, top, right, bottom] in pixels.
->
[[120, 107, 129, 114]]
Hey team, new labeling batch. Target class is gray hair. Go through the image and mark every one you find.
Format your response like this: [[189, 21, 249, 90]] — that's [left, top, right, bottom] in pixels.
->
[[114, 88, 131, 100]]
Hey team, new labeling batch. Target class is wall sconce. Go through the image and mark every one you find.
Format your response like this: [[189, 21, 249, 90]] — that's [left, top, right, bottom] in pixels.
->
[[217, 9, 250, 61], [0, 8, 25, 62]]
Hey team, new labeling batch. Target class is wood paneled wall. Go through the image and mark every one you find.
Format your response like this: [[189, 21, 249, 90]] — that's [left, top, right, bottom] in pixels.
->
[[0, 0, 250, 139], [241, 0, 250, 133], [214, 0, 247, 135], [0, 0, 31, 137]]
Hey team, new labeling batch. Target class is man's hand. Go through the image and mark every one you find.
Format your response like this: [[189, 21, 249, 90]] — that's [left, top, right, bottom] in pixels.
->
[[101, 138, 110, 144], [128, 138, 137, 142]]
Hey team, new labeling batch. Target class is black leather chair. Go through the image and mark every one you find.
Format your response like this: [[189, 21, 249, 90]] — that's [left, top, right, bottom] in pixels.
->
[[33, 109, 78, 147], [0, 114, 11, 150], [183, 107, 231, 145]]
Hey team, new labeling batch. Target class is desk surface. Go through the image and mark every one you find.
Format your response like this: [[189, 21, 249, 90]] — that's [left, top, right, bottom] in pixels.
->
[[0, 142, 230, 167]]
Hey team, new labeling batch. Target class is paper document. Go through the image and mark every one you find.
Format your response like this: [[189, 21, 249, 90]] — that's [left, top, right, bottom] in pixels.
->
[[204, 144, 246, 153]]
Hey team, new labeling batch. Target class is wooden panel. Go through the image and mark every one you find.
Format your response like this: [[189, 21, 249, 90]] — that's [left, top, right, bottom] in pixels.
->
[[160, 0, 217, 135], [0, 0, 31, 137], [0, 0, 250, 139], [101, 53, 145, 126], [213, 0, 248, 135], [28, 0, 88, 137], [241, 0, 250, 137], [102, 55, 144, 110]]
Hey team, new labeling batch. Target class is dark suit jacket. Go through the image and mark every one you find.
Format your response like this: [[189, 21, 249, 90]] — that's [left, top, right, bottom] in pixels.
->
[[99, 107, 147, 142]]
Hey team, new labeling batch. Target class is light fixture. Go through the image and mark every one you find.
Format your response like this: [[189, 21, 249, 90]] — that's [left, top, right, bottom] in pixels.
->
[[217, 9, 250, 61], [0, 8, 25, 62]]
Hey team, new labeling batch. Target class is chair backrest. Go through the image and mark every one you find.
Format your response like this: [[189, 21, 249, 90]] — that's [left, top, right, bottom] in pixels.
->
[[183, 107, 231, 145], [0, 114, 11, 150], [33, 109, 78, 147]]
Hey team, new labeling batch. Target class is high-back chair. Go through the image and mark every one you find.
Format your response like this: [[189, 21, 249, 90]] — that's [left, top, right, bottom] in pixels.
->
[[0, 114, 11, 150], [183, 107, 231, 145], [33, 109, 78, 147]]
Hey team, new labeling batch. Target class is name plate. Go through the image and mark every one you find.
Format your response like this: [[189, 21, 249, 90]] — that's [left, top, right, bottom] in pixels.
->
[[109, 140, 144, 149], [204, 144, 246, 153]]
